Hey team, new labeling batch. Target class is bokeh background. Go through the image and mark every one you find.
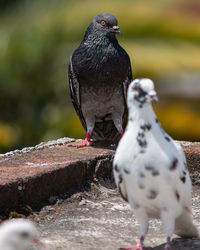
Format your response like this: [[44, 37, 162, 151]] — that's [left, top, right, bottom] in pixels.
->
[[0, 0, 200, 153]]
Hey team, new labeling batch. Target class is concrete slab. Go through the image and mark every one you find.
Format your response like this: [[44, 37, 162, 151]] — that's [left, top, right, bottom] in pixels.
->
[[0, 138, 115, 214], [0, 138, 199, 249], [0, 138, 199, 216], [30, 183, 200, 250]]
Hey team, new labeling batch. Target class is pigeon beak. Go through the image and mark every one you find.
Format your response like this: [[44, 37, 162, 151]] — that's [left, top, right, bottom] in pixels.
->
[[149, 91, 159, 102], [112, 26, 122, 35]]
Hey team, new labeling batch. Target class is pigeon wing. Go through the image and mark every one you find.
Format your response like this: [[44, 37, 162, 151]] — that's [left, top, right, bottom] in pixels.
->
[[171, 142, 199, 238], [68, 56, 87, 131], [174, 141, 187, 165], [122, 63, 132, 129], [113, 162, 129, 202]]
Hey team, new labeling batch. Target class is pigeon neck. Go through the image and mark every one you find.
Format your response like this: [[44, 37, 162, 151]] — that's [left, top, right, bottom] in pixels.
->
[[83, 27, 118, 46], [129, 103, 155, 124], [86, 35, 117, 45]]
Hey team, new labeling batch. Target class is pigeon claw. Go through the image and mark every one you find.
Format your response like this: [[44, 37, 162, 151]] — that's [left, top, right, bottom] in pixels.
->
[[72, 133, 94, 148], [119, 237, 148, 250], [73, 140, 93, 148], [164, 245, 171, 250], [164, 237, 171, 250]]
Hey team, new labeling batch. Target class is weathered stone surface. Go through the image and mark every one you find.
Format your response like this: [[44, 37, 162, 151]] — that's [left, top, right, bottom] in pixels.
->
[[0, 138, 199, 249], [182, 141, 200, 185], [0, 139, 199, 216], [0, 138, 114, 214], [31, 184, 200, 250]]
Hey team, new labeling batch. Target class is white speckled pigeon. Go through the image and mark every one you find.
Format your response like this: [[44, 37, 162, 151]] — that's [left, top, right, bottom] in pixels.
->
[[113, 78, 199, 250], [68, 13, 132, 147], [0, 219, 42, 250]]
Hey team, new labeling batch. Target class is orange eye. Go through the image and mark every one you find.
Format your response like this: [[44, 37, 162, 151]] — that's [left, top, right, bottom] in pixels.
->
[[136, 87, 142, 93], [101, 20, 106, 26]]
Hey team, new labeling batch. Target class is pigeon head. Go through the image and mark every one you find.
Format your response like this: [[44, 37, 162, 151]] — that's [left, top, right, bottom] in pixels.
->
[[127, 78, 158, 109], [85, 13, 121, 38], [0, 219, 42, 250]]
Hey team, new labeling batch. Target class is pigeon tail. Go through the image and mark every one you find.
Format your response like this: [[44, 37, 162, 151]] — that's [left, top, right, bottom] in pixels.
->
[[174, 207, 199, 238]]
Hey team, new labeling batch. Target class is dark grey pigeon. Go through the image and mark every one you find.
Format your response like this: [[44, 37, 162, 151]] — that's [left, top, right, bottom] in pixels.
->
[[68, 13, 132, 147]]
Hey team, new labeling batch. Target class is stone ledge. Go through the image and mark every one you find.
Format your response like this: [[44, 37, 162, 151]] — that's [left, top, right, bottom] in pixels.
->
[[0, 138, 199, 216]]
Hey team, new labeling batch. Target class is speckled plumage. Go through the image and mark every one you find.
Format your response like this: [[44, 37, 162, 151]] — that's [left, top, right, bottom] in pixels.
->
[[68, 13, 132, 142], [113, 79, 199, 250]]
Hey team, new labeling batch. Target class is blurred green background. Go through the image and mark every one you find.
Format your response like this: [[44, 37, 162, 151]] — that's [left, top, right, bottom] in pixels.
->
[[0, 0, 200, 153]]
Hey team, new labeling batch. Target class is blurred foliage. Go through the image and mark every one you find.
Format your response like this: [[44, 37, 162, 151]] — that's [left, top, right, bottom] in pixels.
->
[[0, 0, 200, 153], [154, 100, 200, 141]]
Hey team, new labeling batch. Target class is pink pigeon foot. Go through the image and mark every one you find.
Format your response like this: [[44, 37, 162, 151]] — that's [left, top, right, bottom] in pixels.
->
[[72, 133, 94, 148], [119, 237, 148, 250], [164, 237, 171, 250]]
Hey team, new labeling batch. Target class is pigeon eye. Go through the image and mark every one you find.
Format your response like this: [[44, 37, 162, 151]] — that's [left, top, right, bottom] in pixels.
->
[[20, 232, 29, 239], [136, 87, 142, 93], [101, 20, 106, 26]]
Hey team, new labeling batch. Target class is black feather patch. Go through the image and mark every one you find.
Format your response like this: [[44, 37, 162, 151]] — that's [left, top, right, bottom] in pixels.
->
[[169, 158, 178, 171], [180, 176, 186, 184], [140, 124, 146, 131], [175, 190, 180, 201], [140, 123, 151, 131], [138, 132, 145, 138], [165, 136, 170, 142], [145, 165, 159, 176], [119, 187, 128, 202], [138, 171, 145, 189], [147, 189, 158, 199], [137, 136, 147, 148], [134, 90, 147, 104], [114, 164, 120, 172], [152, 169, 160, 176], [124, 168, 130, 174], [145, 123, 152, 130], [145, 165, 154, 171], [119, 175, 128, 202]]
